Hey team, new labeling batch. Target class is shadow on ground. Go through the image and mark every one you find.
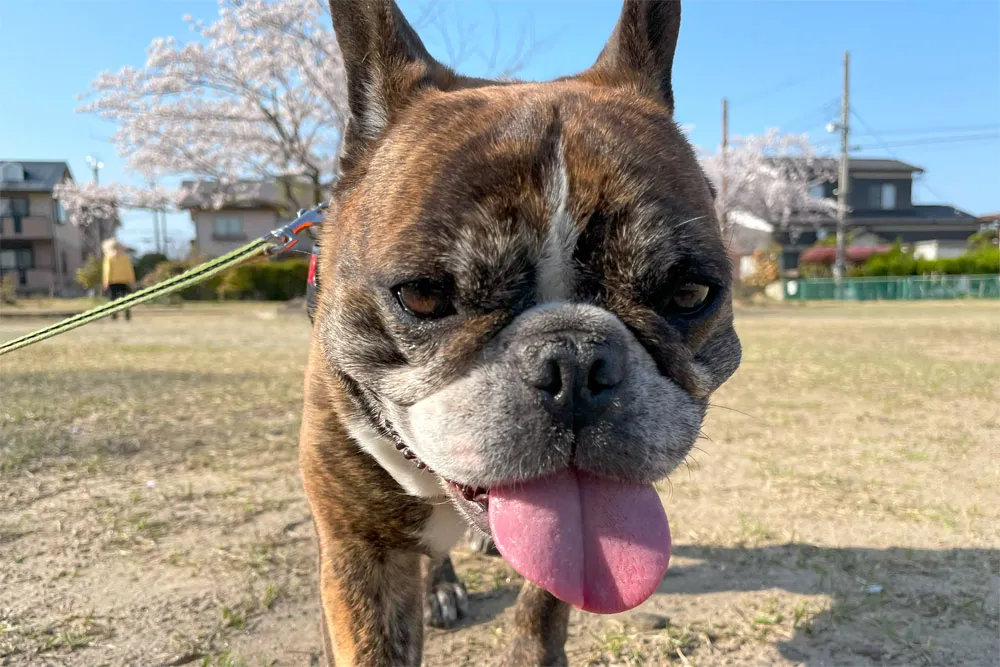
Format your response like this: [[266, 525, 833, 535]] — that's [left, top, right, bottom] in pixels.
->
[[656, 543, 999, 665]]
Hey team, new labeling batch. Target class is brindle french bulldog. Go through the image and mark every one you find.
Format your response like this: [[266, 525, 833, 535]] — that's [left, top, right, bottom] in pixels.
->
[[299, 1, 741, 664]]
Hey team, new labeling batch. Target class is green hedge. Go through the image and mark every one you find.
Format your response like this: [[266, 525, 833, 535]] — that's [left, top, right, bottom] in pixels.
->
[[141, 257, 309, 301], [858, 246, 999, 277], [217, 258, 309, 300], [135, 253, 169, 281]]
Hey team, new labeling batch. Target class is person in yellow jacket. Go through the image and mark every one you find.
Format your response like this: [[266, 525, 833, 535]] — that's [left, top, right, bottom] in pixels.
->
[[101, 238, 137, 321]]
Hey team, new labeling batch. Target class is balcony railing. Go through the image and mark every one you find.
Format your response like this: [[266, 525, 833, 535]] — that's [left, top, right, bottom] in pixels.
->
[[0, 216, 54, 239]]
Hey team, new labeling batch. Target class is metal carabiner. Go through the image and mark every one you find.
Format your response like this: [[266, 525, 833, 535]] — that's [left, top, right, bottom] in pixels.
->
[[262, 201, 330, 256]]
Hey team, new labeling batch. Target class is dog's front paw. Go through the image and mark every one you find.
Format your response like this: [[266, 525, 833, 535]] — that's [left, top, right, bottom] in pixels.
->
[[422, 554, 469, 629], [424, 578, 470, 628]]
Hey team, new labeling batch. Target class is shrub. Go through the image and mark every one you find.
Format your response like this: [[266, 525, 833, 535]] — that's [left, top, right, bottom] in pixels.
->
[[744, 244, 780, 288], [141, 259, 221, 300], [217, 258, 309, 301], [858, 244, 1000, 277], [76, 255, 102, 290], [798, 262, 832, 279], [968, 227, 999, 251], [0, 274, 16, 304], [135, 252, 168, 281], [140, 256, 310, 301]]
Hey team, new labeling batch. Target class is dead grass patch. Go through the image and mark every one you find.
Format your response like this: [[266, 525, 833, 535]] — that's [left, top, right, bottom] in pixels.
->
[[1, 301, 997, 665]]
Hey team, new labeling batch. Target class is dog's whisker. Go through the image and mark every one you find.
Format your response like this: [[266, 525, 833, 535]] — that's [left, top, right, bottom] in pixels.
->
[[708, 403, 761, 422], [675, 214, 707, 229]]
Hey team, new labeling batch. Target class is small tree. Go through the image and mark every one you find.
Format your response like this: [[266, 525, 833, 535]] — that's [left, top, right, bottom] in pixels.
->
[[968, 226, 999, 251], [76, 255, 103, 291], [0, 275, 16, 304], [744, 245, 781, 288]]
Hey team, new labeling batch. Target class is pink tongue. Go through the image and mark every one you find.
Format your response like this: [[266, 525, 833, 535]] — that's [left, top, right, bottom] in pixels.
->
[[487, 468, 670, 614]]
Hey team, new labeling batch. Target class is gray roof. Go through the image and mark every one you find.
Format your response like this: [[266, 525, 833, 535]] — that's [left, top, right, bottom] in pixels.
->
[[804, 157, 924, 174], [849, 158, 924, 173], [178, 178, 334, 215], [0, 161, 72, 192], [912, 205, 976, 220], [177, 180, 285, 210]]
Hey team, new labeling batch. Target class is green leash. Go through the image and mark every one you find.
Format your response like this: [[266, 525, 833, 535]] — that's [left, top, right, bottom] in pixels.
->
[[0, 202, 328, 358]]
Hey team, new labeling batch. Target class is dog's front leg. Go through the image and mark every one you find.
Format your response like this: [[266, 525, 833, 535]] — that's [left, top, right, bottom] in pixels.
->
[[316, 534, 424, 667], [422, 553, 469, 628], [498, 582, 571, 667]]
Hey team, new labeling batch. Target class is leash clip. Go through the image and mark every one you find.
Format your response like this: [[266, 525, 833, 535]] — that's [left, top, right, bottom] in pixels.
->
[[263, 200, 330, 256]]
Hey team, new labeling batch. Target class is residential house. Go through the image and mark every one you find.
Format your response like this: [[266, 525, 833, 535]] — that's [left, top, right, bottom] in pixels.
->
[[775, 158, 982, 271], [725, 210, 775, 280], [0, 161, 86, 295], [178, 180, 320, 258]]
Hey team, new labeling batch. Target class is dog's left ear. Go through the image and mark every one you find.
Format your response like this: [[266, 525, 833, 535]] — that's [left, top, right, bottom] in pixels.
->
[[580, 0, 682, 113], [329, 0, 452, 171]]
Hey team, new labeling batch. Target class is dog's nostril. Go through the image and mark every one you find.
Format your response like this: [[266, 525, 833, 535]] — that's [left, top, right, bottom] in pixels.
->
[[588, 359, 612, 393], [588, 353, 624, 395], [534, 358, 564, 398]]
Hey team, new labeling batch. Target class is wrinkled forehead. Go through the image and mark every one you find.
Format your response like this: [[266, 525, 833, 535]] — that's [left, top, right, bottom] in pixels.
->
[[346, 81, 724, 281]]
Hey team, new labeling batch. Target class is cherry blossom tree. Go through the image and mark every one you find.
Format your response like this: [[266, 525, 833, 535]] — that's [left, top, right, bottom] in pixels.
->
[[53, 182, 178, 256], [701, 129, 839, 234], [79, 0, 347, 211], [77, 0, 542, 217]]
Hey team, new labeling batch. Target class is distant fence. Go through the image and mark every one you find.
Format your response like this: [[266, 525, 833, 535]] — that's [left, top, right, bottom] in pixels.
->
[[783, 275, 1000, 301]]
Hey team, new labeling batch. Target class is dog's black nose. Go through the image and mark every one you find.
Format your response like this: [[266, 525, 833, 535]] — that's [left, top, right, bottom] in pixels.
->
[[516, 333, 626, 430]]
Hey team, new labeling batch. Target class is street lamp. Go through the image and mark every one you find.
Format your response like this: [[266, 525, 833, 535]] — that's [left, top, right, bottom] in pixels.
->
[[85, 155, 104, 185]]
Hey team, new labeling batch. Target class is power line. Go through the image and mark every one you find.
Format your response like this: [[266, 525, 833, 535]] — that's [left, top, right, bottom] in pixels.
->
[[853, 132, 999, 150], [850, 109, 955, 204], [775, 97, 840, 134], [850, 123, 1000, 137]]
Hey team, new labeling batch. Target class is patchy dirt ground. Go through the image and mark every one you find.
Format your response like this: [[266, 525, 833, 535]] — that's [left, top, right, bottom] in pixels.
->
[[1, 301, 998, 666]]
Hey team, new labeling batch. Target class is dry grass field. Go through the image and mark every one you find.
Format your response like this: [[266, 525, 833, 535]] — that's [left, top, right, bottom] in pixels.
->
[[1, 301, 998, 666]]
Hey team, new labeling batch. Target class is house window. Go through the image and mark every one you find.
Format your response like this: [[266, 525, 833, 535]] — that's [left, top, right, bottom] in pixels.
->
[[867, 182, 897, 210], [880, 183, 896, 210], [11, 197, 29, 217], [213, 215, 245, 239], [0, 163, 25, 182], [1, 197, 29, 217], [0, 247, 34, 269], [53, 199, 67, 225]]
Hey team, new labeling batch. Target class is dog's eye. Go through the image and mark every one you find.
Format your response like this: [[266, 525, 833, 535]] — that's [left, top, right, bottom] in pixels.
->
[[394, 279, 456, 320], [664, 283, 714, 316]]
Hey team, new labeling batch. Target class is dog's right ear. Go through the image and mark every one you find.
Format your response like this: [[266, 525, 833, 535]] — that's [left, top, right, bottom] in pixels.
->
[[580, 0, 682, 113], [329, 0, 451, 171]]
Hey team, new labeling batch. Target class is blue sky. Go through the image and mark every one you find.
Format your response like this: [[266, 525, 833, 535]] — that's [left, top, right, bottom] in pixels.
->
[[1, 0, 997, 253]]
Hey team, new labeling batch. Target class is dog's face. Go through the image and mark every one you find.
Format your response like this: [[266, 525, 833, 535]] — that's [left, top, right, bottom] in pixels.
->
[[318, 0, 740, 539]]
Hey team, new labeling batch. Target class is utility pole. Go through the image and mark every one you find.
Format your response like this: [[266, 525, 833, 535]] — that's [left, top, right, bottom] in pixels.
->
[[148, 180, 162, 254], [86, 155, 105, 252], [833, 52, 851, 286], [159, 209, 169, 257], [720, 97, 729, 231]]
